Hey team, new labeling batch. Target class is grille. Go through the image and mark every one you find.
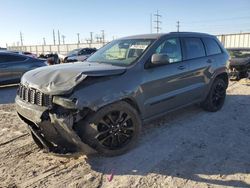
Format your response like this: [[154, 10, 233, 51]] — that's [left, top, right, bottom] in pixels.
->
[[17, 84, 52, 107]]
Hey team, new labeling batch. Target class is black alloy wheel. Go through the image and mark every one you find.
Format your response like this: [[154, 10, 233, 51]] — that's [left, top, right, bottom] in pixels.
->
[[95, 111, 135, 149], [76, 101, 141, 156], [202, 78, 227, 112]]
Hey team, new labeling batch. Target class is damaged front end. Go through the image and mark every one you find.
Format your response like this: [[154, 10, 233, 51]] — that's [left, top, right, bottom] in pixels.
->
[[15, 61, 127, 155], [15, 87, 95, 155]]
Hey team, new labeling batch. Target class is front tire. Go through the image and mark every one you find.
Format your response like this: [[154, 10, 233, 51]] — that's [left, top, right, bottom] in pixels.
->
[[201, 78, 227, 112], [76, 101, 141, 156]]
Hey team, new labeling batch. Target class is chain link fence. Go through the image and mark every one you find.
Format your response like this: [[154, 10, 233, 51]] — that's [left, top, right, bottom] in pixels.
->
[[217, 33, 250, 49], [8, 42, 106, 55], [7, 33, 250, 55]]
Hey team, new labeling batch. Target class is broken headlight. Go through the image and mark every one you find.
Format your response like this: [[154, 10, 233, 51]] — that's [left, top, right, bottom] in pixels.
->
[[53, 96, 77, 109]]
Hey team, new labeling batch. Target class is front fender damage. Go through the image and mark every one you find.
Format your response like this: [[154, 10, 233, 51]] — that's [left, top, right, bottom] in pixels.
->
[[29, 107, 96, 156]]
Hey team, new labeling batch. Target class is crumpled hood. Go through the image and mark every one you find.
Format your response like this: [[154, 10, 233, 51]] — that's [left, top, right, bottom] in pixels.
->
[[21, 62, 126, 95]]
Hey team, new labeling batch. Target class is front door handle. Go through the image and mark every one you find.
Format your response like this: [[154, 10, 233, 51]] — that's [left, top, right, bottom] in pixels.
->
[[207, 59, 214, 63], [178, 65, 186, 70]]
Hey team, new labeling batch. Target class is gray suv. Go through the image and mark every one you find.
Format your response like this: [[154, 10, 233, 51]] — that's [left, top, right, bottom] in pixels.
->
[[16, 32, 229, 156]]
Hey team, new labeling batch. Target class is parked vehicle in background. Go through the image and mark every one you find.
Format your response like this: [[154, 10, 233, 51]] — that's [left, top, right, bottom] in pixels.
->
[[39, 53, 60, 65], [0, 52, 47, 85], [16, 32, 229, 156], [10, 51, 37, 58], [227, 48, 250, 80], [0, 47, 7, 50], [64, 48, 97, 63]]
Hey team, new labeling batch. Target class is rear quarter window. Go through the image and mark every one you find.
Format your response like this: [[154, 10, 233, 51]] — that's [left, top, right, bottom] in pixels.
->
[[203, 37, 222, 56], [182, 38, 206, 60]]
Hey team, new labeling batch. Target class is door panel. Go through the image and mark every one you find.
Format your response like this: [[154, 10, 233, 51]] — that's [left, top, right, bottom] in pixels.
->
[[181, 37, 212, 100], [140, 37, 196, 118], [141, 62, 191, 118], [183, 58, 210, 100]]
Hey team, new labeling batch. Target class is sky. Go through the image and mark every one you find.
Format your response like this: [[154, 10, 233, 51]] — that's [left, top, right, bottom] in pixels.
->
[[0, 0, 250, 47]]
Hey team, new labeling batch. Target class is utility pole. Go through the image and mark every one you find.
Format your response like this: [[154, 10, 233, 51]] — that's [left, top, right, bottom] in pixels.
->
[[90, 32, 93, 43], [154, 10, 162, 33], [62, 35, 65, 44], [101, 30, 105, 44], [95, 36, 99, 43], [20, 31, 23, 46], [77, 33, 80, 44], [43, 37, 46, 45], [177, 21, 180, 32], [86, 39, 91, 44], [58, 30, 61, 45], [53, 29, 56, 45], [150, 13, 152, 33]]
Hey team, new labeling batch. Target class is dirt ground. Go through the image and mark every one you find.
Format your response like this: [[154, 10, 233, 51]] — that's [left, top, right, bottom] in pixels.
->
[[0, 79, 250, 188]]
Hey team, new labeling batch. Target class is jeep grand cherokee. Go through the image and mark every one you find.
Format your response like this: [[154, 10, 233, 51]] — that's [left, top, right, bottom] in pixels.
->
[[16, 32, 229, 156]]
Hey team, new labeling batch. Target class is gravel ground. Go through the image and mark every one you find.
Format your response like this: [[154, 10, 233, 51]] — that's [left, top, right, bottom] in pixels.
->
[[0, 79, 250, 188]]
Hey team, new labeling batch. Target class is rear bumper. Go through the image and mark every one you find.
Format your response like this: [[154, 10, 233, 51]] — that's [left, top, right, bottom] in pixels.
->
[[15, 96, 95, 155]]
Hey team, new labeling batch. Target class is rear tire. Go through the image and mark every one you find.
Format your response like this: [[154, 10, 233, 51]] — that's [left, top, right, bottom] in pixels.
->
[[76, 101, 141, 156], [201, 79, 227, 112]]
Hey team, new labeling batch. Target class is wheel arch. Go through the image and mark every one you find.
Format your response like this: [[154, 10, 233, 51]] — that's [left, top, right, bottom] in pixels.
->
[[215, 72, 229, 88], [78, 97, 142, 120], [122, 97, 141, 115]]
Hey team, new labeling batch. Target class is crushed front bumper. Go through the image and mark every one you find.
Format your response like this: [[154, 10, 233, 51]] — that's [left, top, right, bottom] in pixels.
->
[[15, 97, 95, 155]]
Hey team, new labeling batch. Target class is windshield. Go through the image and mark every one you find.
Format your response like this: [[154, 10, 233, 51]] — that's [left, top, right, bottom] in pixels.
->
[[87, 39, 154, 66], [229, 50, 250, 58], [67, 49, 81, 56]]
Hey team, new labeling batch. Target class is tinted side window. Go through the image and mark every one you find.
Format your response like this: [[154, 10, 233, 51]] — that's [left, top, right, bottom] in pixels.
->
[[0, 54, 26, 63], [203, 38, 222, 56], [86, 49, 95, 54], [183, 38, 205, 60], [154, 38, 182, 63], [79, 49, 88, 55]]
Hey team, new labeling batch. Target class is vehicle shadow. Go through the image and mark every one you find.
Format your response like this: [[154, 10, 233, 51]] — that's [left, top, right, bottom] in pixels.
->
[[0, 85, 18, 104], [86, 94, 250, 187]]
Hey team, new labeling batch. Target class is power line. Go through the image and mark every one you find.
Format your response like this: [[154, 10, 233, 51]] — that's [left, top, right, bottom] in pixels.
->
[[154, 10, 162, 33], [182, 22, 250, 30], [181, 16, 250, 24]]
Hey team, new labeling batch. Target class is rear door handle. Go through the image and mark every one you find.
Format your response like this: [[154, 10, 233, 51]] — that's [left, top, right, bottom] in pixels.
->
[[178, 65, 186, 70]]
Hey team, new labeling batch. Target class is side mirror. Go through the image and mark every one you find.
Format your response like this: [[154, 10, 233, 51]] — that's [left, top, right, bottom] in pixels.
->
[[151, 53, 170, 65]]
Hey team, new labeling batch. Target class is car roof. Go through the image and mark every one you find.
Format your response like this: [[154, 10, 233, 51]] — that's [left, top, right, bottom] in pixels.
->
[[72, 48, 96, 51], [119, 32, 214, 40], [0, 51, 31, 58]]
